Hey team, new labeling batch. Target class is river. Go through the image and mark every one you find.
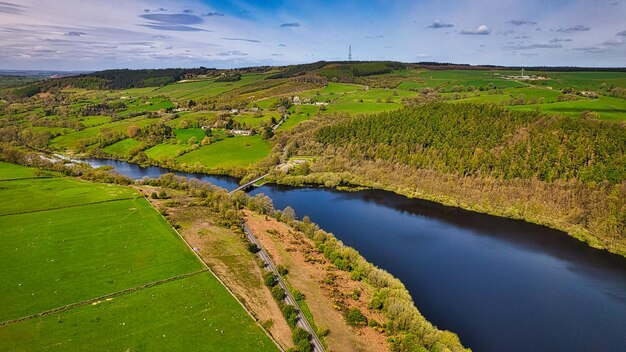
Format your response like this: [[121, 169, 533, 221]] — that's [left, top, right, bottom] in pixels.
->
[[83, 159, 626, 352]]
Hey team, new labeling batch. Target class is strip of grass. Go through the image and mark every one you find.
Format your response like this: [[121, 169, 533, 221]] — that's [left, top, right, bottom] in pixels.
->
[[0, 177, 137, 215], [177, 135, 271, 169], [0, 197, 204, 321], [0, 273, 277, 352]]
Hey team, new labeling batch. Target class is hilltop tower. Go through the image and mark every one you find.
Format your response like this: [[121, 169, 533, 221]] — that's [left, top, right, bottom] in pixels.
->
[[348, 45, 352, 62]]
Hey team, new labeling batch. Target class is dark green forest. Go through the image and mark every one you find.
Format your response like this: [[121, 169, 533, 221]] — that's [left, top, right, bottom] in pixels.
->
[[316, 104, 625, 183]]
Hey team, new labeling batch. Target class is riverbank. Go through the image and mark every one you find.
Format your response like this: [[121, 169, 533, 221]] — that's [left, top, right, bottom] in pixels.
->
[[264, 163, 626, 259], [71, 152, 626, 259]]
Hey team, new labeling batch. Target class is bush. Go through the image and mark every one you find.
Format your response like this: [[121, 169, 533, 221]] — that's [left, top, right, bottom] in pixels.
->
[[247, 242, 260, 253], [272, 285, 285, 301], [346, 308, 368, 327], [292, 289, 305, 301], [277, 264, 289, 276], [264, 272, 278, 287], [292, 327, 311, 351], [281, 304, 298, 328]]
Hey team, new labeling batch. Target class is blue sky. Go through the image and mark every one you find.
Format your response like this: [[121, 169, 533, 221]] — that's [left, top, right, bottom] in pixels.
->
[[0, 0, 625, 70]]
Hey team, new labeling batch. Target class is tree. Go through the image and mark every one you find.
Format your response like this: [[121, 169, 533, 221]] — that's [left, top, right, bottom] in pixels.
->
[[127, 125, 140, 138], [264, 272, 278, 287], [271, 285, 285, 301], [283, 206, 296, 221]]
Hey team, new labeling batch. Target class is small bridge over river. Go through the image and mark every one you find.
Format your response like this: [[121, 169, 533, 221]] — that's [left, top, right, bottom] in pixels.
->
[[229, 173, 269, 194]]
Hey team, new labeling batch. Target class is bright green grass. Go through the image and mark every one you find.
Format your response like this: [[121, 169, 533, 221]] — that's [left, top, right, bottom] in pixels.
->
[[28, 126, 73, 135], [0, 177, 137, 215], [0, 162, 40, 180], [297, 82, 364, 101], [322, 88, 413, 115], [102, 138, 142, 157], [234, 113, 276, 127], [50, 117, 154, 150], [145, 142, 188, 159], [0, 273, 277, 352], [0, 197, 204, 321], [175, 128, 206, 143], [168, 111, 217, 128], [152, 73, 269, 100], [397, 70, 526, 90], [252, 97, 279, 109], [509, 95, 626, 120], [80, 115, 111, 127], [177, 136, 271, 169], [279, 105, 318, 130]]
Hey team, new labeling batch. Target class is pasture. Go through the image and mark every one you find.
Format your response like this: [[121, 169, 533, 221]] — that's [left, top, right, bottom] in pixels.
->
[[102, 138, 142, 157], [0, 162, 277, 351], [177, 135, 271, 169], [0, 273, 276, 352]]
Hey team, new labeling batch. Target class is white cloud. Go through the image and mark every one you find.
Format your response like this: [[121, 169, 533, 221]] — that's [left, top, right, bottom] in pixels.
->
[[461, 25, 490, 35]]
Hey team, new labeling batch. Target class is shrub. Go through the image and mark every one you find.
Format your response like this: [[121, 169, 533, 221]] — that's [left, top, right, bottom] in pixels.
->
[[292, 327, 311, 352], [277, 264, 289, 276], [281, 305, 298, 328], [346, 308, 368, 327], [272, 285, 285, 301], [247, 242, 260, 253], [264, 272, 278, 287]]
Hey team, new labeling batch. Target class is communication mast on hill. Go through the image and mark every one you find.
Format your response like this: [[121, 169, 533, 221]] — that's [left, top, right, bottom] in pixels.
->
[[348, 45, 352, 62]]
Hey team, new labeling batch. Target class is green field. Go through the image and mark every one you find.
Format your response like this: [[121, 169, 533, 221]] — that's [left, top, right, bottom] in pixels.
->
[[175, 128, 206, 143], [0, 163, 277, 351], [102, 138, 143, 157], [0, 161, 40, 180], [145, 142, 188, 159], [152, 73, 268, 100], [177, 135, 271, 168], [0, 177, 137, 215], [0, 273, 276, 352]]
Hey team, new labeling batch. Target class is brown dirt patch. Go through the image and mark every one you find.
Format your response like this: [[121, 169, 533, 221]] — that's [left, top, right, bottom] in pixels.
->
[[245, 210, 390, 352]]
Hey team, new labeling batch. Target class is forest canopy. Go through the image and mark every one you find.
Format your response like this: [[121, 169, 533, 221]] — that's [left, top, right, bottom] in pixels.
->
[[316, 103, 626, 183]]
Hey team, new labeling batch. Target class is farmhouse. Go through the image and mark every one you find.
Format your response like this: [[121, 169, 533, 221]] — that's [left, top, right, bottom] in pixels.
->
[[231, 129, 254, 136]]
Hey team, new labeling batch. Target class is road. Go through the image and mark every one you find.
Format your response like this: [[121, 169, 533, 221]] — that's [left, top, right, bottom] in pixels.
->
[[243, 223, 325, 352]]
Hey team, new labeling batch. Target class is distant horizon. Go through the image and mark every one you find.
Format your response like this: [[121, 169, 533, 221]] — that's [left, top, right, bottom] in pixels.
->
[[2, 60, 626, 75], [1, 1, 625, 71]]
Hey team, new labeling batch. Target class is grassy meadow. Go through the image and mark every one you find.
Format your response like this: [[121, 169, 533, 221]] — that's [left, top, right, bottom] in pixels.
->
[[0, 273, 276, 352], [177, 135, 271, 168], [0, 163, 277, 351]]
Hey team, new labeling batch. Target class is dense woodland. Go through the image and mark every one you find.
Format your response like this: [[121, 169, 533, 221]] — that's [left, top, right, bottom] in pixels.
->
[[273, 103, 626, 256], [315, 104, 625, 183]]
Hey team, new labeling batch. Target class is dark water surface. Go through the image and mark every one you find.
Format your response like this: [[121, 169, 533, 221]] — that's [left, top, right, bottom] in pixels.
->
[[82, 158, 240, 190], [86, 159, 626, 352]]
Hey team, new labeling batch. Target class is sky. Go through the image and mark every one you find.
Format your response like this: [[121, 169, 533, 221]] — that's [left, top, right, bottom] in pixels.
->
[[0, 0, 625, 70]]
